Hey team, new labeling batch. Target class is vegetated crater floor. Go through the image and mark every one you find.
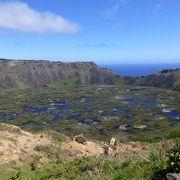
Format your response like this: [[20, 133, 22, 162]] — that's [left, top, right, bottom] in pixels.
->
[[0, 85, 179, 141]]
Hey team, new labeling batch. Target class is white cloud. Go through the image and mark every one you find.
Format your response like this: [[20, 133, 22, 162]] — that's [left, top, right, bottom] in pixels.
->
[[0, 1, 80, 34], [102, 4, 120, 18], [102, 0, 127, 18]]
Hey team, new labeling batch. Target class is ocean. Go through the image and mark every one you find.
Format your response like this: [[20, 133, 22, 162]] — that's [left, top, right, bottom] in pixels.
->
[[100, 64, 180, 77]]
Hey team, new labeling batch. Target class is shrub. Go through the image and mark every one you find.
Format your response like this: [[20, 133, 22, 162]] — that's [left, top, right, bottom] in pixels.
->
[[31, 160, 37, 171], [150, 142, 180, 178], [165, 142, 180, 173], [9, 169, 22, 180]]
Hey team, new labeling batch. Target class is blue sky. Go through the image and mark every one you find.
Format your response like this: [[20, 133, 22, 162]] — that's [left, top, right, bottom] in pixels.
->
[[0, 0, 180, 64]]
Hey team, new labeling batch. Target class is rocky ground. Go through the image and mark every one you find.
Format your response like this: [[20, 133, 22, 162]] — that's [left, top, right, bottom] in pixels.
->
[[0, 123, 51, 165], [61, 139, 148, 159]]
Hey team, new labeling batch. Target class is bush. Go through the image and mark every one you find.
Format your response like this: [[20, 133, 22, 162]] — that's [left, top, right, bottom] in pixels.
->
[[9, 169, 22, 180], [167, 129, 180, 139], [165, 142, 180, 173], [31, 160, 37, 171], [173, 85, 180, 91], [150, 142, 180, 178]]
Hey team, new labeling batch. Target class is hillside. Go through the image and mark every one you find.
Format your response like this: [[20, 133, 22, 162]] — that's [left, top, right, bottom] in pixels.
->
[[120, 68, 180, 90], [0, 59, 118, 88], [0, 123, 179, 179], [139, 68, 180, 89]]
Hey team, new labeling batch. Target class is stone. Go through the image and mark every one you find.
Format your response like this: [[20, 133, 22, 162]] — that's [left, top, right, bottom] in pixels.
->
[[166, 173, 180, 180], [74, 135, 87, 145]]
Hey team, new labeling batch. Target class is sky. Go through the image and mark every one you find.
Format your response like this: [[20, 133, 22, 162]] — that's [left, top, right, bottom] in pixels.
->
[[0, 0, 180, 64]]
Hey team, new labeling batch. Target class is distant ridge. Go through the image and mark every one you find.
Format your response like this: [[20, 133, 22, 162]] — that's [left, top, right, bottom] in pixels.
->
[[0, 59, 179, 90], [0, 59, 119, 88]]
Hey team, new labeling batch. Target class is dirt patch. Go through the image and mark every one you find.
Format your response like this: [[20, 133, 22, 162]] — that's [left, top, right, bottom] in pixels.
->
[[61, 140, 103, 158], [0, 123, 51, 165]]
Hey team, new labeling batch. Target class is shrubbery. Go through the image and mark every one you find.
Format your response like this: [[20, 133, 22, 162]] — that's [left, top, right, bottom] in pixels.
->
[[150, 141, 180, 179], [165, 142, 180, 173]]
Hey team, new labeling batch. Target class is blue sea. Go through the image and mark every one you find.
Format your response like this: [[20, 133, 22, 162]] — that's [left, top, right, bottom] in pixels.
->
[[100, 64, 180, 77]]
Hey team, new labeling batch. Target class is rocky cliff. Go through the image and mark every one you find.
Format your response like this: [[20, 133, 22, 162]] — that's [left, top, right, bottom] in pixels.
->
[[0, 59, 119, 88]]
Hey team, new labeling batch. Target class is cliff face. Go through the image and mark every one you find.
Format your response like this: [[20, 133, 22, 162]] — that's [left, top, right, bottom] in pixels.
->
[[0, 60, 119, 88]]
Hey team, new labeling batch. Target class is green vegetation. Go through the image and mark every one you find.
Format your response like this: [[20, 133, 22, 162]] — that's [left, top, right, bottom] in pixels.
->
[[149, 140, 180, 178], [1, 156, 154, 179], [47, 76, 79, 88], [137, 127, 180, 143], [174, 85, 180, 91], [9, 169, 22, 180], [30, 160, 37, 171]]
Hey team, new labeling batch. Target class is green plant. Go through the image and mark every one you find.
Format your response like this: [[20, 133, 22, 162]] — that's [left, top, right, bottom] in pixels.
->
[[31, 160, 37, 171], [150, 142, 180, 179], [9, 169, 22, 180], [174, 85, 180, 91], [165, 143, 180, 173]]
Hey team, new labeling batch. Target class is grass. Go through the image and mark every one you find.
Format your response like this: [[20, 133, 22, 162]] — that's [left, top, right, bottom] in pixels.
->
[[4, 156, 155, 180], [47, 76, 79, 88], [137, 127, 180, 143], [7, 147, 179, 180]]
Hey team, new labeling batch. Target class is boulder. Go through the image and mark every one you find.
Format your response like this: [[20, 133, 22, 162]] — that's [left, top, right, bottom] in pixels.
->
[[166, 173, 180, 180], [74, 135, 87, 145]]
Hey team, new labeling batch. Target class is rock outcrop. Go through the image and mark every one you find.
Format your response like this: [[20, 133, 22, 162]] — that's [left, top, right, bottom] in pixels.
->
[[73, 134, 87, 145], [166, 173, 180, 180]]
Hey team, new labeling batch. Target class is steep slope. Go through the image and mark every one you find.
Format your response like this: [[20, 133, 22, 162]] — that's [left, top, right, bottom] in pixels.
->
[[0, 59, 119, 88]]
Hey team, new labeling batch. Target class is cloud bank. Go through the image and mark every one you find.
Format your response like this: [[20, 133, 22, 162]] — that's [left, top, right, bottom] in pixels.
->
[[0, 1, 80, 34]]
